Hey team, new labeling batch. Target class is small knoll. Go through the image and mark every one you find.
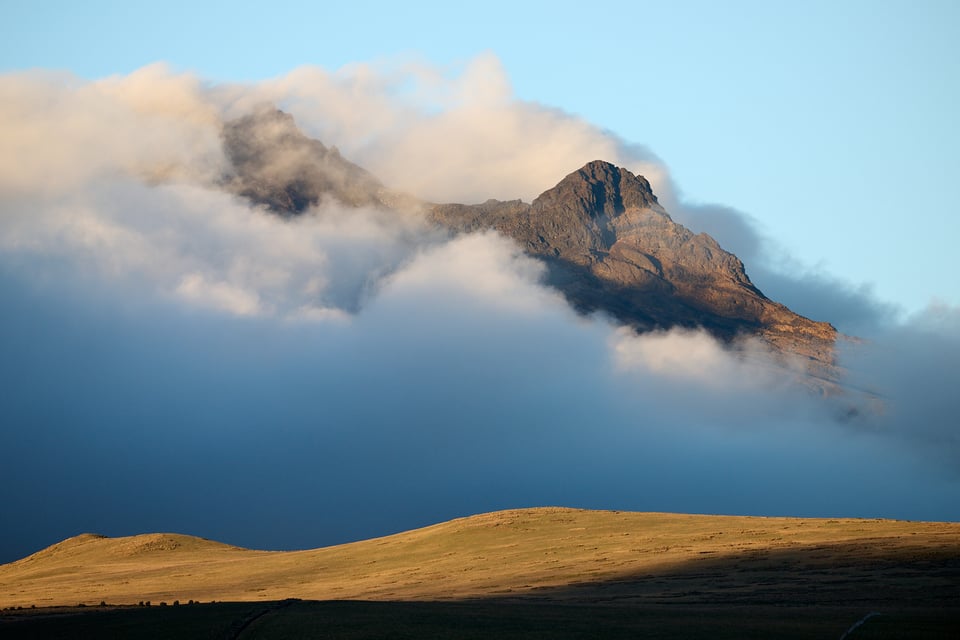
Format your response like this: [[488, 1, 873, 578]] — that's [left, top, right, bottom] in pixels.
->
[[11, 533, 240, 565], [8, 534, 108, 566], [2, 532, 250, 597], [1, 508, 958, 610]]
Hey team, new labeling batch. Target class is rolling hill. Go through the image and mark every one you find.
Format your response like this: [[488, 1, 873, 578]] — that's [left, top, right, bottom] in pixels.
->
[[2, 508, 957, 610]]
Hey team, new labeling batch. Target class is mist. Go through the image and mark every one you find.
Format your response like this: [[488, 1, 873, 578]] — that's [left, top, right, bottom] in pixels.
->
[[0, 60, 957, 564]]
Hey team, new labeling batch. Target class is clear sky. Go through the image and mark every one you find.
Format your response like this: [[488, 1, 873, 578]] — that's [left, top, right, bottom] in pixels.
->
[[3, 0, 958, 314]]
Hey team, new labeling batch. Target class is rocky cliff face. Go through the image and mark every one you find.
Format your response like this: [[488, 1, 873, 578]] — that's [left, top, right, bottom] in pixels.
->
[[221, 110, 839, 389]]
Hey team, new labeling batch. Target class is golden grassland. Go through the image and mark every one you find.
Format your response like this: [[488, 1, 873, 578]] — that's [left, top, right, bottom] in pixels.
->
[[1, 507, 958, 610]]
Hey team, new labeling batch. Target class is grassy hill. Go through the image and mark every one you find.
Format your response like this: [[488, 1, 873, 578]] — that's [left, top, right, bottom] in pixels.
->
[[2, 507, 958, 611]]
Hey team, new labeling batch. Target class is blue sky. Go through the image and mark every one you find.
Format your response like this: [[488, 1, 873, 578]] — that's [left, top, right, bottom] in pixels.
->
[[1, 2, 958, 563], [3, 0, 958, 314]]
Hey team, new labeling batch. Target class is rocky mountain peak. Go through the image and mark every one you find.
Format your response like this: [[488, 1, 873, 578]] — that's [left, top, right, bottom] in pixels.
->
[[432, 159, 838, 389], [222, 110, 840, 391], [532, 160, 659, 221]]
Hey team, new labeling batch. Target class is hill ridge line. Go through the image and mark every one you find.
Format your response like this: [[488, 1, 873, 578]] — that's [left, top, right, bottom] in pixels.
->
[[2, 507, 957, 609]]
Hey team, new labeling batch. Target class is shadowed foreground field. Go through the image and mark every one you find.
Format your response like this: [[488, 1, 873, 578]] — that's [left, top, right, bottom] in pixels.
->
[[2, 600, 958, 639], [2, 508, 958, 638]]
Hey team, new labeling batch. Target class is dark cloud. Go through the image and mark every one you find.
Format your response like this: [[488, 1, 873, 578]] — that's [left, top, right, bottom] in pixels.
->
[[1, 237, 957, 564], [839, 306, 960, 462]]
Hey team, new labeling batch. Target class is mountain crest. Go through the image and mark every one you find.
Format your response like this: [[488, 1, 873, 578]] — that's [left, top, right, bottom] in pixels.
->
[[532, 160, 660, 221], [222, 110, 839, 390]]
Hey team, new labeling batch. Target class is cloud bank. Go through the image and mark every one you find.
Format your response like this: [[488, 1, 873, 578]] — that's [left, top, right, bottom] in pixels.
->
[[0, 59, 956, 564]]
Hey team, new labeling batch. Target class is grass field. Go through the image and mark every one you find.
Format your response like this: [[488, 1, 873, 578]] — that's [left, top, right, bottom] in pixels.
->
[[1, 508, 958, 638]]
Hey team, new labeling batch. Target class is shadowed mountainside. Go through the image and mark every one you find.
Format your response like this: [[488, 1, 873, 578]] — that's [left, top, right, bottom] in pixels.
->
[[221, 109, 841, 391], [2, 508, 957, 610]]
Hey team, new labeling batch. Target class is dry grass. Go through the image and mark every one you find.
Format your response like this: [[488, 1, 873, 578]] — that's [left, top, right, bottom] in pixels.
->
[[1, 508, 958, 610]]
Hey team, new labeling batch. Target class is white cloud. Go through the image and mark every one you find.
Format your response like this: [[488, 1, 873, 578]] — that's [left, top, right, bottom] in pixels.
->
[[0, 66, 223, 194], [611, 326, 774, 389], [175, 272, 262, 316], [378, 231, 567, 315], [218, 54, 665, 203], [0, 176, 439, 319]]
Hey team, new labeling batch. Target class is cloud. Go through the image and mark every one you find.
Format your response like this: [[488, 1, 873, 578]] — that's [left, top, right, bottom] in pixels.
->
[[0, 58, 957, 567], [224, 54, 666, 203], [612, 327, 764, 387], [0, 176, 438, 319], [839, 303, 960, 462], [377, 231, 567, 316], [175, 272, 262, 316], [2, 238, 953, 564], [0, 64, 223, 194]]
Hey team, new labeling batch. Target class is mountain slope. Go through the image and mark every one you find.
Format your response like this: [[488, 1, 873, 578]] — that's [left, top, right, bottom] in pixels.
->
[[1, 509, 957, 609], [430, 162, 836, 370], [220, 109, 840, 388]]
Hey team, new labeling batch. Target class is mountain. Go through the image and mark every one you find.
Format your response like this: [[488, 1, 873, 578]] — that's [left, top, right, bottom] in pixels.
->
[[221, 109, 840, 389], [1, 509, 957, 609], [222, 107, 386, 212], [221, 106, 418, 213], [429, 162, 837, 375]]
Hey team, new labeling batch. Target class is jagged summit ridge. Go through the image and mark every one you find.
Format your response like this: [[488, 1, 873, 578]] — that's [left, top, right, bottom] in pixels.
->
[[220, 109, 839, 387], [430, 161, 833, 343], [532, 159, 660, 222]]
